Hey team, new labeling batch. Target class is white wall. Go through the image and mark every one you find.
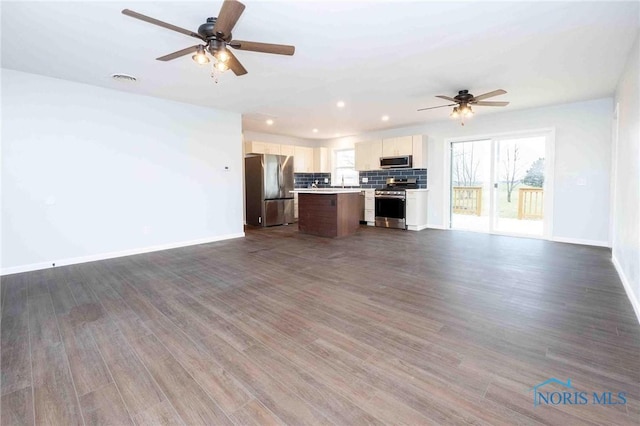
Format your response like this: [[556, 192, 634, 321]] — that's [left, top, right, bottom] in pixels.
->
[[324, 98, 614, 244], [1, 70, 244, 274], [612, 33, 640, 321]]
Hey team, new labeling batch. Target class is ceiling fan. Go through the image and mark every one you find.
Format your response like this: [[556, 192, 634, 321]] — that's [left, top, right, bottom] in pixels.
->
[[418, 89, 509, 125], [122, 0, 295, 77]]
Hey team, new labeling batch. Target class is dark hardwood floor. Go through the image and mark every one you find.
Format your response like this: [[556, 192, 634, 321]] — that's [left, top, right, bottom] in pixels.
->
[[2, 225, 639, 425]]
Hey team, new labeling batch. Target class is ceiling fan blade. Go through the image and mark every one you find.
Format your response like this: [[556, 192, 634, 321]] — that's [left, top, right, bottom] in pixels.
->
[[226, 50, 248, 76], [473, 89, 506, 101], [122, 9, 203, 41], [417, 103, 457, 112], [156, 45, 201, 61], [474, 101, 510, 107], [213, 0, 246, 39], [230, 40, 295, 56], [436, 95, 458, 102]]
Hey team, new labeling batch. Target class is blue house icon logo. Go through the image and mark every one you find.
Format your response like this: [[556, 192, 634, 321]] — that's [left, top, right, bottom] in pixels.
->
[[530, 378, 573, 407]]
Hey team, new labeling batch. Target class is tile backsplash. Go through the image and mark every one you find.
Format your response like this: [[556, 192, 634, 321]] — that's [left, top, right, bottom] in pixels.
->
[[294, 169, 427, 189]]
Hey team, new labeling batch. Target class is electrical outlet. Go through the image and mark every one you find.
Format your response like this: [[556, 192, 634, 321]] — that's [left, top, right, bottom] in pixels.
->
[[324, 178, 329, 183], [362, 177, 369, 183]]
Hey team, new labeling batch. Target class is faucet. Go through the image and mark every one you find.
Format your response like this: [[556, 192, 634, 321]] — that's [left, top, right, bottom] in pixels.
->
[[341, 176, 345, 188], [311, 182, 318, 188]]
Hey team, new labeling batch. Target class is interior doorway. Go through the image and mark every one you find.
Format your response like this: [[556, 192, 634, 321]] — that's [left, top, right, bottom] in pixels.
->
[[449, 132, 551, 238]]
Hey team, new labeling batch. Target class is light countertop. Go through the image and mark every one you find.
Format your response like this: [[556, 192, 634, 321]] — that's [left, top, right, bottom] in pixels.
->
[[291, 189, 363, 194]]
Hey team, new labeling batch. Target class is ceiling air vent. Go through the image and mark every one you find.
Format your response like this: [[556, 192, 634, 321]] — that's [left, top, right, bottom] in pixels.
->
[[110, 73, 137, 82]]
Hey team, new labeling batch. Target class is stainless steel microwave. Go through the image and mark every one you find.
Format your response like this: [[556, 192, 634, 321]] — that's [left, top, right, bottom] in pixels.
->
[[380, 155, 412, 169]]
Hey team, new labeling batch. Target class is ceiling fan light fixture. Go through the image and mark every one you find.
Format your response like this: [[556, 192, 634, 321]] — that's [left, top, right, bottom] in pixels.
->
[[215, 49, 231, 63], [450, 107, 460, 118], [464, 107, 474, 117], [192, 46, 210, 65], [214, 61, 229, 72]]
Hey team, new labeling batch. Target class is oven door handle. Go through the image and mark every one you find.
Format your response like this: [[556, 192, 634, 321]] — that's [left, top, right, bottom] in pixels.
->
[[375, 196, 406, 200]]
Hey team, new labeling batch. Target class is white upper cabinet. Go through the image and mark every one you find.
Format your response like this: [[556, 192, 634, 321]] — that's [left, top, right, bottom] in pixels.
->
[[263, 143, 281, 155], [376, 135, 428, 168], [355, 135, 427, 170], [245, 141, 281, 155], [411, 135, 428, 168], [382, 136, 413, 157], [280, 144, 295, 157], [294, 146, 314, 172], [313, 147, 330, 173], [244, 141, 265, 155], [355, 139, 382, 171]]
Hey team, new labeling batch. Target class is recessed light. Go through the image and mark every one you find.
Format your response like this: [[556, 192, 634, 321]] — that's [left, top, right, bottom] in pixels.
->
[[336, 101, 345, 108], [312, 128, 319, 133], [266, 119, 274, 125], [381, 115, 390, 121]]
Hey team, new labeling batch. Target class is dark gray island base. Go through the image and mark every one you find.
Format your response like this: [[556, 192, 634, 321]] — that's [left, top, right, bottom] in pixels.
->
[[295, 190, 361, 238]]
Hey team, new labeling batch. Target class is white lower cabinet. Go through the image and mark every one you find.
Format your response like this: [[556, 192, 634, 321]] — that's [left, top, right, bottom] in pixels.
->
[[364, 189, 375, 226], [405, 190, 428, 231]]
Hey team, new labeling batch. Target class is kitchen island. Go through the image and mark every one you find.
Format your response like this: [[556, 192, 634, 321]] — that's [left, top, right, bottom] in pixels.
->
[[292, 189, 362, 237]]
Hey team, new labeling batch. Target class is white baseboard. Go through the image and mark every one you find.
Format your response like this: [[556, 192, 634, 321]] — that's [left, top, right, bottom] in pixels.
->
[[612, 254, 640, 325], [551, 236, 610, 247], [407, 224, 430, 231], [1, 232, 245, 276], [426, 223, 449, 230]]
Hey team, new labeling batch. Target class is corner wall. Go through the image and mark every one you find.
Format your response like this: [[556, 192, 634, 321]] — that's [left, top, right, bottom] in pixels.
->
[[1, 70, 244, 274], [612, 33, 640, 322]]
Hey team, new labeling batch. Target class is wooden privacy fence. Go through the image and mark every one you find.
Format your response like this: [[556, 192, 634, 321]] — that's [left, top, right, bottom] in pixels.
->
[[518, 188, 544, 219], [452, 186, 482, 216]]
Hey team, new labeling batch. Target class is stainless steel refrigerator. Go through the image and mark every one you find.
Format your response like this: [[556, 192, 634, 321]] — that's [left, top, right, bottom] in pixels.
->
[[245, 154, 295, 227]]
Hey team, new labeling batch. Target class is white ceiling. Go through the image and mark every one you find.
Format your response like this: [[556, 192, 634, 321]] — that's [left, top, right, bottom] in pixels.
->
[[2, 1, 638, 139]]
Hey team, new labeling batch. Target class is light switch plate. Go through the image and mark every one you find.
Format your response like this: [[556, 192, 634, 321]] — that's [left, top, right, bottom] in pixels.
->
[[362, 177, 369, 183], [324, 178, 329, 183]]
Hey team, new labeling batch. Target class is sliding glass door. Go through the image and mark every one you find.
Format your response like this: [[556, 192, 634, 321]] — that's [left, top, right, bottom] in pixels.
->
[[494, 136, 546, 235], [450, 132, 550, 237], [450, 139, 492, 232]]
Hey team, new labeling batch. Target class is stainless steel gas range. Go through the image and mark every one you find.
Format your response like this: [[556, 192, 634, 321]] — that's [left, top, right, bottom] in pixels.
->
[[374, 178, 418, 229]]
